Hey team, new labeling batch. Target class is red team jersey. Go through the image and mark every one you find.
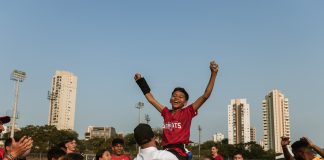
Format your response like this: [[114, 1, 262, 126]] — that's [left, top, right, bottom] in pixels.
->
[[111, 155, 131, 160], [213, 155, 224, 160], [0, 148, 4, 160], [161, 105, 197, 156]]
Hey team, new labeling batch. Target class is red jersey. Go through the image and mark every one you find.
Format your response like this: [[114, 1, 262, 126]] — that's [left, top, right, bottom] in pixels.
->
[[213, 155, 224, 160], [111, 154, 131, 160], [0, 148, 4, 160], [161, 105, 197, 146]]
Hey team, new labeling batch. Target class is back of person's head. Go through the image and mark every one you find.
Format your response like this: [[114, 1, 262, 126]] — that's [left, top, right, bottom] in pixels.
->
[[233, 151, 244, 160], [172, 87, 189, 101], [47, 147, 66, 160], [112, 138, 124, 147], [292, 140, 309, 152], [95, 149, 111, 160], [133, 123, 155, 145], [291, 139, 314, 160], [63, 153, 83, 160], [59, 137, 76, 150]]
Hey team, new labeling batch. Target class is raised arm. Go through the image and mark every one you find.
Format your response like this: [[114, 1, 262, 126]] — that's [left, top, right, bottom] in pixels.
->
[[301, 137, 324, 158], [281, 136, 294, 160], [134, 73, 165, 113], [192, 61, 219, 111]]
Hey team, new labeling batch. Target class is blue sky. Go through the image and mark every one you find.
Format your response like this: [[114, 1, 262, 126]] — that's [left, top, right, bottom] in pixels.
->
[[1, 1, 324, 146]]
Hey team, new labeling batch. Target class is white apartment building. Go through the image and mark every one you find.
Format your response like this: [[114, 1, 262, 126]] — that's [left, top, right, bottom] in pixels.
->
[[262, 89, 290, 153], [85, 126, 117, 140], [228, 99, 251, 144], [48, 71, 77, 130], [213, 133, 225, 143], [250, 127, 256, 142]]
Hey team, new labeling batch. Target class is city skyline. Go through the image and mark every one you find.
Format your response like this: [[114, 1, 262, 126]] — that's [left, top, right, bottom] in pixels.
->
[[0, 1, 324, 147]]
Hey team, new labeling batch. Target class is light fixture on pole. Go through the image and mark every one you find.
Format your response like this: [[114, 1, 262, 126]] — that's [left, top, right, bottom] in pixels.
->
[[10, 70, 26, 138], [135, 102, 144, 124], [135, 101, 144, 153], [145, 114, 150, 124]]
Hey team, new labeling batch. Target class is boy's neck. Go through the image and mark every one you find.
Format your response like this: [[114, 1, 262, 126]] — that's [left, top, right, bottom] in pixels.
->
[[171, 108, 182, 113]]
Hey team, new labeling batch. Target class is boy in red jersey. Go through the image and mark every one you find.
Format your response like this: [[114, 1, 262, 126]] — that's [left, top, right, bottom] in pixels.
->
[[111, 138, 131, 160], [134, 61, 219, 160]]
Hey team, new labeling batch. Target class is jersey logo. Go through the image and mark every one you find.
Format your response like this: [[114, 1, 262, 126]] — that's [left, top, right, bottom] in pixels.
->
[[163, 122, 182, 131]]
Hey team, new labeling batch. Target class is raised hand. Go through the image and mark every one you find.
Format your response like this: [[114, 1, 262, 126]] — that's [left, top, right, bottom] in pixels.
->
[[9, 136, 33, 158], [210, 61, 219, 73], [281, 136, 290, 146], [134, 73, 142, 81]]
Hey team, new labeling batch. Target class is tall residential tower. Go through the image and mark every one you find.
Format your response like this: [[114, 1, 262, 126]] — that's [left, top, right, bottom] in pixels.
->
[[48, 71, 77, 130], [262, 89, 290, 153], [228, 99, 251, 144]]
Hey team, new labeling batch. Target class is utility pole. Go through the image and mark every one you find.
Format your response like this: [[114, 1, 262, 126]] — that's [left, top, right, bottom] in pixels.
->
[[135, 102, 144, 153], [10, 70, 26, 138], [198, 125, 202, 160], [135, 102, 144, 124]]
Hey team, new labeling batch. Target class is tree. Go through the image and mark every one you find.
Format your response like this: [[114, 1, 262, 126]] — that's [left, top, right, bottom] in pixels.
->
[[80, 138, 112, 153], [4, 125, 78, 153]]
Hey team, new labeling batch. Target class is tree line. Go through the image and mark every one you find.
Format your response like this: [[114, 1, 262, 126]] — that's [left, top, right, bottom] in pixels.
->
[[1, 125, 275, 159]]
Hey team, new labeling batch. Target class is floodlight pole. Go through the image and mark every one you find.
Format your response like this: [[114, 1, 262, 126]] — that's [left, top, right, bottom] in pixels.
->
[[136, 102, 144, 124], [10, 70, 26, 138], [198, 125, 202, 160]]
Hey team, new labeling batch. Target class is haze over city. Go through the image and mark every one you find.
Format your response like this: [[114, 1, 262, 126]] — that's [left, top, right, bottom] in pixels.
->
[[0, 0, 323, 147]]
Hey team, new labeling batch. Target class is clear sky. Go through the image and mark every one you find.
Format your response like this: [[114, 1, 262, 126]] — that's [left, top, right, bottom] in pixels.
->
[[1, 1, 323, 146]]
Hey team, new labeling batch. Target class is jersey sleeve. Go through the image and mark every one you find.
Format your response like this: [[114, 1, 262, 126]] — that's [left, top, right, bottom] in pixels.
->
[[187, 105, 198, 117], [161, 106, 169, 117]]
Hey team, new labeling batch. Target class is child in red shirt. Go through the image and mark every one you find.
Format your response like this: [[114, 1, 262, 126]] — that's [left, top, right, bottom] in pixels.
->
[[135, 61, 219, 160], [111, 138, 131, 160]]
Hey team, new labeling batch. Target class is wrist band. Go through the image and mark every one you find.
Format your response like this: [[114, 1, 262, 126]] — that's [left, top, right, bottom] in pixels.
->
[[136, 77, 151, 95]]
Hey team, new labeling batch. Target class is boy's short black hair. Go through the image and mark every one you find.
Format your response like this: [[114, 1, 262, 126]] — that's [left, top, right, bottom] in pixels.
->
[[95, 149, 109, 160], [291, 140, 309, 152], [59, 137, 76, 149], [233, 151, 244, 158], [47, 147, 66, 160], [112, 138, 124, 146], [172, 87, 189, 101], [211, 144, 219, 149], [134, 123, 155, 145]]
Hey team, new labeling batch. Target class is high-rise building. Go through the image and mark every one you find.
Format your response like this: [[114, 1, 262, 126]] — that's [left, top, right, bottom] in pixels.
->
[[250, 127, 256, 142], [262, 89, 290, 153], [228, 99, 251, 144], [48, 71, 77, 130], [85, 126, 117, 140], [213, 133, 225, 143]]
